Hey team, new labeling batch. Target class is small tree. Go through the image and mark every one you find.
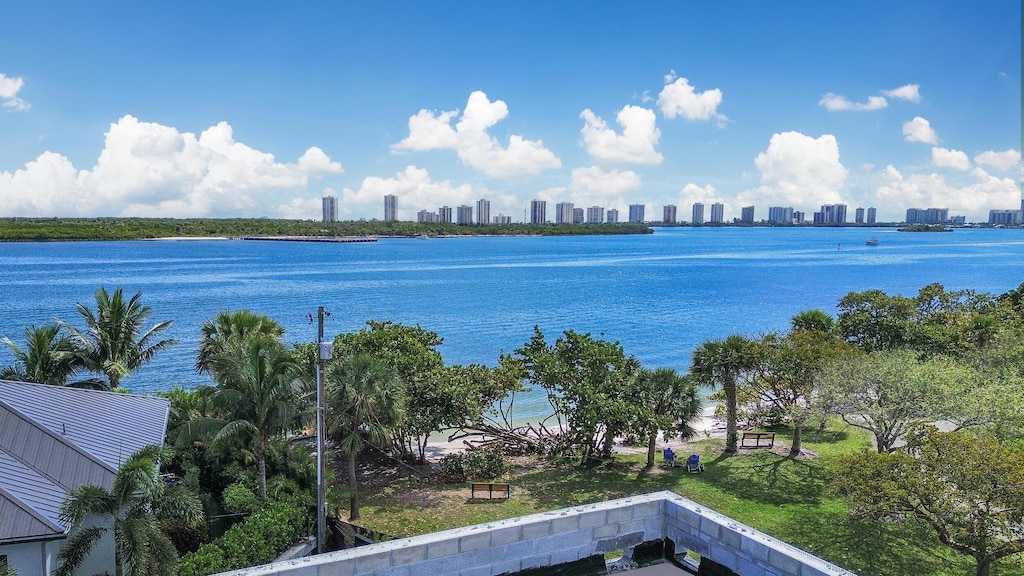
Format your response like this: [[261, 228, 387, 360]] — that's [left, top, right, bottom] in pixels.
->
[[60, 286, 177, 390], [326, 354, 405, 521], [817, 349, 967, 452], [690, 335, 754, 455], [55, 445, 203, 576], [515, 327, 641, 463], [0, 324, 102, 388], [832, 426, 1024, 576], [634, 368, 702, 468]]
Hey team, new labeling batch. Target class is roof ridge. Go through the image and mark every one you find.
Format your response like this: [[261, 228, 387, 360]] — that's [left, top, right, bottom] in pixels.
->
[[0, 397, 115, 477], [0, 452, 68, 536]]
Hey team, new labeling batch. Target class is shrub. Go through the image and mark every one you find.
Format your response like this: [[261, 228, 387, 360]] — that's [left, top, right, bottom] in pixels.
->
[[439, 447, 507, 483], [222, 483, 260, 515], [177, 500, 307, 576]]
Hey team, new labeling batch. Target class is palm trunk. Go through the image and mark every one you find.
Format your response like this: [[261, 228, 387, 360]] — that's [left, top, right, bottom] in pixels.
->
[[347, 450, 359, 521], [257, 448, 268, 502], [645, 432, 657, 468], [725, 381, 738, 454]]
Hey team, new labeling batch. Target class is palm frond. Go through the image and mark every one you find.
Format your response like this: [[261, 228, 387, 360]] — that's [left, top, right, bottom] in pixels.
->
[[53, 525, 105, 576]]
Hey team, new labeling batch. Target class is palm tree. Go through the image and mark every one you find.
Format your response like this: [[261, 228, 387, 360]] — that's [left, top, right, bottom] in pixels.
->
[[0, 324, 102, 387], [635, 368, 703, 468], [60, 287, 177, 390], [196, 310, 285, 375], [207, 334, 304, 501], [326, 354, 405, 521], [690, 335, 753, 455], [55, 445, 202, 576]]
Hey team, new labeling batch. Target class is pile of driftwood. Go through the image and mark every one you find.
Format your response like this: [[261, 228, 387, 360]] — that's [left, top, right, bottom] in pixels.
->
[[446, 393, 565, 455]]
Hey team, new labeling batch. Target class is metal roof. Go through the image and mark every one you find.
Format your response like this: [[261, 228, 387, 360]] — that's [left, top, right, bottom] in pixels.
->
[[0, 380, 170, 542]]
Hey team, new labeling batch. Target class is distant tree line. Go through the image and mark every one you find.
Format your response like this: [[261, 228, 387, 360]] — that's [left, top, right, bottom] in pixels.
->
[[0, 217, 653, 241]]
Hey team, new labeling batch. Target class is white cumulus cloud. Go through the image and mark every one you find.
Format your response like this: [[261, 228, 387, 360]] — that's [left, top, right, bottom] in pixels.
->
[[931, 147, 971, 171], [0, 72, 30, 111], [974, 149, 1020, 171], [818, 93, 888, 111], [0, 115, 342, 217], [882, 84, 921, 102], [903, 116, 938, 144], [875, 164, 1020, 220], [751, 131, 848, 207], [579, 105, 662, 165], [391, 91, 561, 178], [657, 71, 725, 122], [568, 166, 642, 209]]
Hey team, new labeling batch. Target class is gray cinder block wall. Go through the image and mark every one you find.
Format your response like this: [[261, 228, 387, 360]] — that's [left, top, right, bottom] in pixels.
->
[[215, 491, 856, 576]]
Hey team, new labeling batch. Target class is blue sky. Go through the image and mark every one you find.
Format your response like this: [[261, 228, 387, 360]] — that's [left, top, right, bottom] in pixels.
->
[[1, 1, 1020, 222]]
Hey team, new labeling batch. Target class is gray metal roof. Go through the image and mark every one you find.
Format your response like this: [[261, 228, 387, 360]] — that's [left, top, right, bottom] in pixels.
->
[[0, 380, 170, 542], [0, 380, 169, 470]]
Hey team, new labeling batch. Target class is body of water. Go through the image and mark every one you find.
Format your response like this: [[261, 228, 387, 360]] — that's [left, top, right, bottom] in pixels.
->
[[1, 227, 1021, 420]]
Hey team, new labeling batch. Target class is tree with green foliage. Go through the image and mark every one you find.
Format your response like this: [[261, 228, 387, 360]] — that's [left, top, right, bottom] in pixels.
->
[[690, 335, 754, 455], [744, 323, 850, 456], [59, 286, 177, 390], [196, 310, 285, 375], [790, 309, 835, 334], [0, 324, 104, 388], [515, 327, 641, 463], [55, 445, 203, 576], [207, 334, 306, 501], [333, 321, 445, 461], [326, 354, 405, 521], [817, 349, 971, 452], [832, 426, 1024, 576], [633, 368, 702, 468]]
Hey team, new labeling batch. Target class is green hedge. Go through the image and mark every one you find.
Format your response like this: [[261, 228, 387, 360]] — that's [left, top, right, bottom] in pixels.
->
[[177, 501, 307, 576]]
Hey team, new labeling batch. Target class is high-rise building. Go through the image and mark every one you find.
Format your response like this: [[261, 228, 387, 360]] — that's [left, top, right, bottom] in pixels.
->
[[793, 211, 805, 224], [692, 203, 704, 225], [607, 208, 619, 223], [815, 204, 847, 224], [740, 206, 754, 223], [322, 195, 338, 222], [492, 214, 512, 225], [906, 207, 949, 224], [628, 204, 645, 223], [530, 200, 547, 224], [989, 209, 1023, 225], [555, 202, 574, 224], [710, 203, 724, 223], [867, 207, 877, 224], [383, 194, 397, 221], [767, 206, 793, 224], [663, 205, 677, 223], [855, 207, 865, 224], [457, 205, 473, 225], [439, 206, 452, 223], [586, 206, 605, 224], [573, 208, 585, 224], [476, 199, 490, 225], [417, 210, 438, 223]]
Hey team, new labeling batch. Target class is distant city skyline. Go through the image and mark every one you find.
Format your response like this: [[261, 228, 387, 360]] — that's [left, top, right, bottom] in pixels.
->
[[1, 2, 1019, 222]]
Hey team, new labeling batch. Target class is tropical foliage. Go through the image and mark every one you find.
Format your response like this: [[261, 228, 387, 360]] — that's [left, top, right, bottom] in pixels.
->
[[0, 324, 102, 387], [59, 286, 177, 390], [55, 445, 203, 576], [833, 426, 1024, 576], [690, 335, 753, 454]]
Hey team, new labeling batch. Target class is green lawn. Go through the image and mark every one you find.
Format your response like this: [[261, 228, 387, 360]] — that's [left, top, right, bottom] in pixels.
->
[[350, 425, 1024, 576]]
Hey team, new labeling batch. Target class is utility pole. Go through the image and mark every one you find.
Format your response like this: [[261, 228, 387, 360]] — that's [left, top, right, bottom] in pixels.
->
[[315, 307, 331, 553]]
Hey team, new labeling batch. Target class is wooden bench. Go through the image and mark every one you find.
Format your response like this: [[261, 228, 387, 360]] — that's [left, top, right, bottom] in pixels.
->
[[470, 482, 511, 500], [740, 432, 775, 449]]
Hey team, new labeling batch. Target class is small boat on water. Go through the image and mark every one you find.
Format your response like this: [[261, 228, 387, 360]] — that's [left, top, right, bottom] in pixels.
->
[[866, 237, 879, 246]]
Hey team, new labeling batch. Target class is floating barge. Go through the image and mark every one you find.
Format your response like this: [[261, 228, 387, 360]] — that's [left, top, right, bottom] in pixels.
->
[[242, 236, 378, 243]]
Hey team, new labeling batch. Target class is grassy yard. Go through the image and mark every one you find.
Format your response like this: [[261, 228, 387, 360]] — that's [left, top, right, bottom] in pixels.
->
[[349, 425, 1024, 576]]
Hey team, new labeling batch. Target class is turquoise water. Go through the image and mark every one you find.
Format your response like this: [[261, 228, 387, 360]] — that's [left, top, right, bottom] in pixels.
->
[[1, 227, 1021, 419]]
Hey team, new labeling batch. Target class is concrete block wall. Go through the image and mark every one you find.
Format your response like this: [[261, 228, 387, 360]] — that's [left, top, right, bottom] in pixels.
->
[[214, 491, 856, 576], [663, 496, 854, 576]]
